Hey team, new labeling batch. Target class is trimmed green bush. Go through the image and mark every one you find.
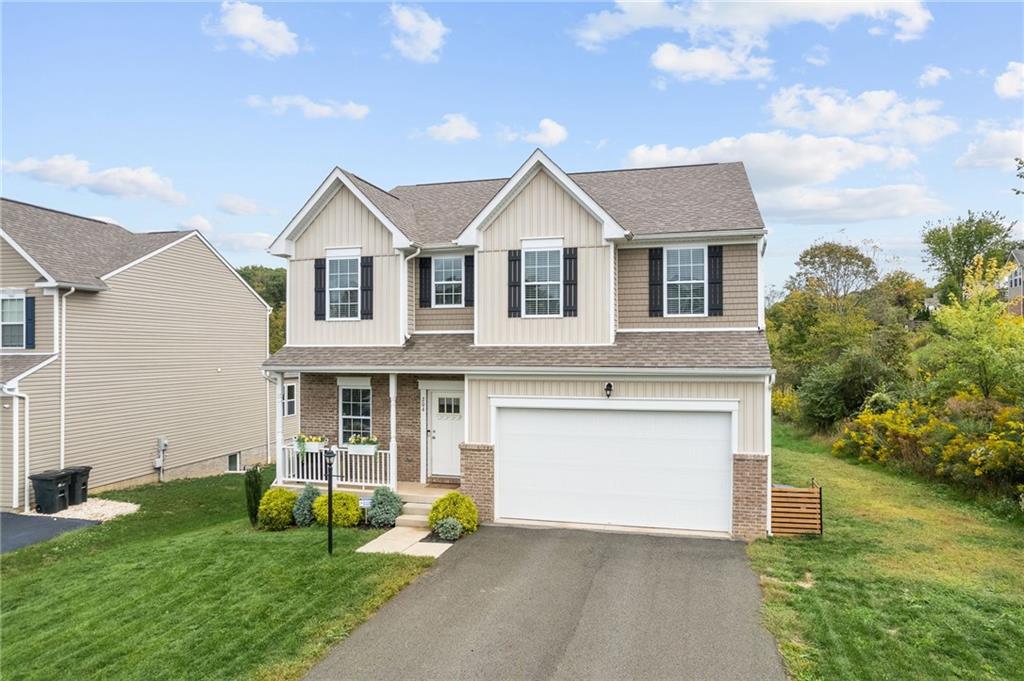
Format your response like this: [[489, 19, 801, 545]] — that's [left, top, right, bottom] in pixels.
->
[[434, 517, 463, 541], [428, 491, 478, 533], [312, 492, 361, 527], [257, 488, 297, 531], [244, 464, 263, 527], [292, 484, 320, 527], [366, 487, 403, 528]]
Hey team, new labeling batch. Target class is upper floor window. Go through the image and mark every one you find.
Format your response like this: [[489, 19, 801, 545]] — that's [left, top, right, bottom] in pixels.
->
[[282, 383, 296, 417], [524, 245, 562, 317], [433, 256, 464, 307], [665, 247, 706, 316], [1, 290, 25, 349], [327, 256, 360, 320], [1011, 267, 1022, 289]]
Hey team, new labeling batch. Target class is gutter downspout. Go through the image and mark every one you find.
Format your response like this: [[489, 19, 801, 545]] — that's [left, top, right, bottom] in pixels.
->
[[2, 384, 30, 513], [59, 286, 75, 469], [402, 246, 421, 340]]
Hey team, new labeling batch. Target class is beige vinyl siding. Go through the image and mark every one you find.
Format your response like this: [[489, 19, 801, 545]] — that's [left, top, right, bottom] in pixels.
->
[[477, 169, 611, 345], [467, 376, 765, 453], [413, 258, 473, 332], [0, 362, 60, 509], [407, 259, 416, 334], [289, 186, 402, 346], [618, 243, 759, 329], [62, 235, 268, 490], [1, 241, 56, 353]]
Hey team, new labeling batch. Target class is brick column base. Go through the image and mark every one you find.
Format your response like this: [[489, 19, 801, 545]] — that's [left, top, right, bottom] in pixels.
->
[[459, 443, 494, 523], [732, 452, 768, 541]]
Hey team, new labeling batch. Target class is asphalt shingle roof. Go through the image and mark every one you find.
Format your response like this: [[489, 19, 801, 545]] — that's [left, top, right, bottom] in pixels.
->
[[1, 354, 56, 385], [1, 198, 188, 290], [264, 331, 771, 372]]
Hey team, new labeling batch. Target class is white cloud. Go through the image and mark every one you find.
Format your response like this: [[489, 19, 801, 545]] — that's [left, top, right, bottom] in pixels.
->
[[215, 231, 275, 252], [2, 154, 185, 204], [918, 65, 950, 87], [246, 94, 368, 120], [651, 43, 772, 82], [202, 1, 299, 59], [627, 131, 914, 189], [218, 193, 268, 215], [955, 123, 1024, 170], [758, 185, 946, 224], [994, 61, 1024, 99], [522, 118, 569, 146], [768, 85, 958, 145], [426, 113, 480, 143], [804, 44, 829, 67], [390, 4, 448, 63], [178, 214, 213, 234]]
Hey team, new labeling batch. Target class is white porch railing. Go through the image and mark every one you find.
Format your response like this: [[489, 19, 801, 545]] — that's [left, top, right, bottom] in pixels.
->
[[279, 445, 395, 489]]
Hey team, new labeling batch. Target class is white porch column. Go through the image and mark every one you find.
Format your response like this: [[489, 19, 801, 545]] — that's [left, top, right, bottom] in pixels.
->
[[12, 394, 19, 509], [274, 372, 284, 481], [388, 373, 398, 490]]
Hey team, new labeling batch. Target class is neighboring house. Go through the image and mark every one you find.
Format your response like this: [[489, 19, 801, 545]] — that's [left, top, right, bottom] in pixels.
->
[[263, 150, 774, 540], [0, 199, 272, 511], [1004, 249, 1023, 316]]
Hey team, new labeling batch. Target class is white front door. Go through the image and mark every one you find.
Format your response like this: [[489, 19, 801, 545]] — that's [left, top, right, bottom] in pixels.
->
[[428, 391, 463, 477]]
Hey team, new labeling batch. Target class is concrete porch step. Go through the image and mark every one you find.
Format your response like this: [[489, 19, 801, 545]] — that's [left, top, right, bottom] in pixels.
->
[[395, 514, 430, 528], [399, 491, 449, 505], [401, 501, 433, 515]]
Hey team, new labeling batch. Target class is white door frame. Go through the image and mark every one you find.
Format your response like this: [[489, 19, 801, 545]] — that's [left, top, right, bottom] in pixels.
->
[[418, 379, 465, 483], [489, 396, 739, 527]]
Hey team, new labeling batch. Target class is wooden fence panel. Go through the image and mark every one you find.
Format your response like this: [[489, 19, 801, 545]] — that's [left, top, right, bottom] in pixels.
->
[[771, 486, 823, 536]]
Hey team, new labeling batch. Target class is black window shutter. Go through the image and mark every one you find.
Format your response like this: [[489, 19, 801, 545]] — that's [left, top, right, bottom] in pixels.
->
[[418, 257, 432, 308], [563, 248, 578, 317], [360, 256, 373, 320], [708, 245, 723, 316], [648, 248, 663, 317], [508, 249, 521, 318], [314, 258, 326, 321], [24, 296, 35, 349], [464, 254, 475, 307]]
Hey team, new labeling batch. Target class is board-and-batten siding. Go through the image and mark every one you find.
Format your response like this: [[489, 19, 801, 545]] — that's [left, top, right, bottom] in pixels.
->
[[617, 243, 759, 329], [0, 363, 60, 509], [466, 377, 766, 453], [477, 169, 611, 345], [289, 185, 401, 346], [62, 235, 268, 490], [413, 259, 473, 332], [1, 241, 55, 353]]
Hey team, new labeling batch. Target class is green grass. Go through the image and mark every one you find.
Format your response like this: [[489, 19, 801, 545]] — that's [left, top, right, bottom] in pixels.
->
[[0, 469, 432, 681], [750, 422, 1024, 681]]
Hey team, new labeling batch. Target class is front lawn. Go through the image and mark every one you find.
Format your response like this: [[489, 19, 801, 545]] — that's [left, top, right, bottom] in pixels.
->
[[0, 469, 432, 681], [750, 422, 1024, 680]]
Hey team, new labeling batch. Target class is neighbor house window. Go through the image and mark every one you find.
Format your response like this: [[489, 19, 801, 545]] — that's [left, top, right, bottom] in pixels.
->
[[327, 256, 360, 320], [665, 247, 706, 316], [282, 383, 296, 417], [523, 247, 562, 317], [0, 291, 25, 349], [1011, 267, 1022, 289], [340, 385, 372, 444], [432, 256, 464, 307], [227, 452, 241, 472]]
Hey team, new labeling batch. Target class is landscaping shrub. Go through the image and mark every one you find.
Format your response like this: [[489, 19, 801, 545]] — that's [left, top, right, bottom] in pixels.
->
[[800, 348, 897, 429], [365, 487, 403, 528], [244, 465, 263, 528], [434, 517, 463, 541], [771, 385, 800, 422], [257, 488, 297, 531], [292, 484, 320, 527], [428, 492, 478, 533], [313, 492, 362, 527]]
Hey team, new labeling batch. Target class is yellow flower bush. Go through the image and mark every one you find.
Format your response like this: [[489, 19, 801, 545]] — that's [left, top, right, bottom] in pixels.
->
[[771, 385, 800, 423]]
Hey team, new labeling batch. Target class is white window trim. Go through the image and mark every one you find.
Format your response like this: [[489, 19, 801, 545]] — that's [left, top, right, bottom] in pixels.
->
[[664, 245, 708, 318], [338, 380, 373, 444], [282, 383, 297, 417], [431, 255, 465, 309], [522, 241, 563, 319], [326, 250, 361, 322], [1, 289, 27, 350], [226, 452, 242, 473]]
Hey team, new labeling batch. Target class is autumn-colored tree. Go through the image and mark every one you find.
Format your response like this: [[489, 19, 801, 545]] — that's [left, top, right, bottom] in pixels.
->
[[921, 211, 1018, 301], [786, 241, 878, 305]]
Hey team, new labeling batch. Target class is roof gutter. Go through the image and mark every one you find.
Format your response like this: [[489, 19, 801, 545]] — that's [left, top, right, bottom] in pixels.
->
[[1, 383, 30, 512], [622, 228, 767, 241], [60, 286, 75, 469], [260, 364, 775, 378]]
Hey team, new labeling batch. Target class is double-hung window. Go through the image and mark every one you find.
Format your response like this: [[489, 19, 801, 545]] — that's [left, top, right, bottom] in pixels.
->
[[665, 247, 707, 316], [1, 290, 26, 349], [523, 242, 562, 317], [327, 254, 360, 320], [339, 380, 372, 444], [432, 256, 464, 307], [282, 384, 296, 417]]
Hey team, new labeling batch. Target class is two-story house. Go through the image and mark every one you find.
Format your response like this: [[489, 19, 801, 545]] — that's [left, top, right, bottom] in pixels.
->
[[264, 150, 774, 540], [1005, 249, 1023, 316]]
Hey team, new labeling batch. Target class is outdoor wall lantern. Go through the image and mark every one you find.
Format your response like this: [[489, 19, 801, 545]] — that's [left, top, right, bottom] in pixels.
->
[[604, 382, 614, 398], [324, 446, 336, 555]]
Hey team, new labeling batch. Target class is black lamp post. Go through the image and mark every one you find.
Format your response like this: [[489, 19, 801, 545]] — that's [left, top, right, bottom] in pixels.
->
[[324, 446, 336, 555]]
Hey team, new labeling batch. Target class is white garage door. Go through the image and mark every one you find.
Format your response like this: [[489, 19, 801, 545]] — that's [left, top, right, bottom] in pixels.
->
[[494, 403, 734, 533]]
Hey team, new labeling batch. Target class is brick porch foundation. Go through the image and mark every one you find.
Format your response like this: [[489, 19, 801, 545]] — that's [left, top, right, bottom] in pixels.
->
[[732, 452, 769, 541], [459, 442, 495, 523]]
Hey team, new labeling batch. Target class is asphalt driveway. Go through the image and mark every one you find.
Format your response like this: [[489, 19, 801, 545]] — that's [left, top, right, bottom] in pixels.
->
[[306, 526, 785, 681], [1, 512, 98, 553]]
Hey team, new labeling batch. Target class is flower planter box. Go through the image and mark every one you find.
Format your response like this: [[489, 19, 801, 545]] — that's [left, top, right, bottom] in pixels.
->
[[348, 444, 378, 456], [297, 441, 324, 454]]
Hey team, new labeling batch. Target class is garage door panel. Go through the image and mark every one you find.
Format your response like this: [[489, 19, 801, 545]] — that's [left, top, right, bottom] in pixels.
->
[[495, 406, 733, 532]]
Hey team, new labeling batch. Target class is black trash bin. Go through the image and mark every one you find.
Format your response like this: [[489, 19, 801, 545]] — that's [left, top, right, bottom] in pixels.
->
[[64, 466, 93, 505], [28, 470, 71, 514]]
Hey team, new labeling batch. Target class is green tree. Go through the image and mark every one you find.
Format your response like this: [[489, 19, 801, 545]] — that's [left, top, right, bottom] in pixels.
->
[[786, 241, 878, 305], [874, 270, 929, 319], [921, 211, 1018, 302], [237, 265, 287, 352], [268, 305, 286, 353]]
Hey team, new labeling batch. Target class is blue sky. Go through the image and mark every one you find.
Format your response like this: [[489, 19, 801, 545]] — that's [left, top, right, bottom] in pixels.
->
[[3, 1, 1022, 289]]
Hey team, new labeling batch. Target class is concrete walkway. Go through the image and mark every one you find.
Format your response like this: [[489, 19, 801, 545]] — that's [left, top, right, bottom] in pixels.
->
[[307, 526, 786, 681], [357, 526, 453, 558], [1, 512, 98, 553]]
